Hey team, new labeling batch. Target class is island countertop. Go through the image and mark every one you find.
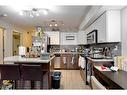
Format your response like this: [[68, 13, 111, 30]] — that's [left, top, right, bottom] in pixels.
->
[[53, 52, 83, 55], [4, 55, 55, 64], [87, 57, 113, 62]]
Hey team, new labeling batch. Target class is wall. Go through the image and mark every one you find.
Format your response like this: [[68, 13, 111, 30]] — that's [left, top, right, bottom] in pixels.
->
[[0, 19, 26, 57], [60, 32, 78, 45], [22, 31, 32, 48], [0, 28, 4, 63], [88, 42, 121, 57], [121, 7, 127, 56]]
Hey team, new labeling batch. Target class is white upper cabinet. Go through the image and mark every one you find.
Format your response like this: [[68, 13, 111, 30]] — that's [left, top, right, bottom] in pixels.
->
[[92, 12, 106, 43], [77, 31, 87, 45], [45, 31, 60, 45], [105, 10, 121, 42], [85, 10, 121, 43]]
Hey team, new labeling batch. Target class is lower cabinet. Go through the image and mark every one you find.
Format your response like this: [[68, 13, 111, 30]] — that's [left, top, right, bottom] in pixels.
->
[[54, 54, 61, 69], [60, 53, 79, 70]]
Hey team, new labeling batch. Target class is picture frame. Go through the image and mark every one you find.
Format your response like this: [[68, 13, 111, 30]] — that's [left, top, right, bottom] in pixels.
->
[[66, 36, 75, 40]]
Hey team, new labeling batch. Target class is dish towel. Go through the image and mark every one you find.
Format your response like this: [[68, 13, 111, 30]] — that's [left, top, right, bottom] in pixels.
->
[[80, 57, 85, 69], [71, 56, 75, 65], [63, 57, 66, 64], [78, 56, 81, 67], [78, 56, 85, 69]]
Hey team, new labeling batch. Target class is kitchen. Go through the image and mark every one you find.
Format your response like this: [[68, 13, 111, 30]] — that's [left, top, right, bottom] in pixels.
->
[[0, 4, 127, 90]]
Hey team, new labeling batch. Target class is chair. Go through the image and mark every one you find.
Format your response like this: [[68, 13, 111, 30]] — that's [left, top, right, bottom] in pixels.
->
[[0, 64, 21, 89], [21, 64, 43, 89], [91, 76, 106, 90]]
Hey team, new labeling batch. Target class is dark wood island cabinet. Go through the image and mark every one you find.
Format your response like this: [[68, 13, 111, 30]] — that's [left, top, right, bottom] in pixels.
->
[[54, 52, 79, 70]]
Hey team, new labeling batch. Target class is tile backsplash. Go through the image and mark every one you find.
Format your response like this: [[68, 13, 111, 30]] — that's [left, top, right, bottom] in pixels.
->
[[48, 42, 121, 57], [83, 42, 121, 56]]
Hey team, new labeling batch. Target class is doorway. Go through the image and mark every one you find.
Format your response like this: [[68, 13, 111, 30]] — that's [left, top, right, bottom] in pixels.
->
[[13, 31, 21, 56], [0, 27, 4, 64]]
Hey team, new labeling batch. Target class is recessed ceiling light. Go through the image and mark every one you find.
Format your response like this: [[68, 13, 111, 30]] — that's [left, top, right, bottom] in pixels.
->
[[49, 24, 52, 27], [0, 14, 8, 17], [54, 23, 58, 27]]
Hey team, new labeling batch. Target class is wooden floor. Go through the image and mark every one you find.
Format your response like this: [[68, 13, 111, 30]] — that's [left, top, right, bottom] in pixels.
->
[[55, 70, 90, 89]]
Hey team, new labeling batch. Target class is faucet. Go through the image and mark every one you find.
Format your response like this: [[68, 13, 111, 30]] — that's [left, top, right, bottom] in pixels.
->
[[103, 47, 111, 57]]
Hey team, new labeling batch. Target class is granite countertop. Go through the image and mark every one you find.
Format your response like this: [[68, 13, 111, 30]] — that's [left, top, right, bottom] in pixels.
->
[[87, 57, 113, 62], [4, 55, 55, 64], [53, 52, 82, 54]]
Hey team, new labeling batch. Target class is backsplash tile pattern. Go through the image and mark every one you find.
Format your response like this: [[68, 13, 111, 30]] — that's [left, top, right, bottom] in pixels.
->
[[48, 42, 121, 57], [83, 42, 121, 56]]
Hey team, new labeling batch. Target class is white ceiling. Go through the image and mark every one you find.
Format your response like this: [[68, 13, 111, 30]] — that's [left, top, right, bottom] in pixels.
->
[[0, 6, 91, 31]]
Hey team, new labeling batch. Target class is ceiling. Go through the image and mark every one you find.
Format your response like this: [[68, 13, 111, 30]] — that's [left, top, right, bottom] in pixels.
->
[[0, 6, 92, 32]]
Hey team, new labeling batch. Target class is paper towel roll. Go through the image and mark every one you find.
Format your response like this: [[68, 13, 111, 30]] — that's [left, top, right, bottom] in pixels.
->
[[19, 46, 26, 56]]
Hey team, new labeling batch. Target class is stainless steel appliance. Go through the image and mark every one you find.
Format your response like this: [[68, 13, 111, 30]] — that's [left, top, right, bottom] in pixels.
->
[[90, 48, 104, 59], [87, 30, 97, 44]]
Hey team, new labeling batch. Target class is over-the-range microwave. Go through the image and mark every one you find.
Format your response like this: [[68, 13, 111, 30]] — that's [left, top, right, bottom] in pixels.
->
[[87, 30, 97, 44]]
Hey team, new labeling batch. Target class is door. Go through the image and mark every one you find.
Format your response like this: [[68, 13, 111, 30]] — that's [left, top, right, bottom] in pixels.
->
[[0, 28, 4, 64], [13, 31, 21, 56]]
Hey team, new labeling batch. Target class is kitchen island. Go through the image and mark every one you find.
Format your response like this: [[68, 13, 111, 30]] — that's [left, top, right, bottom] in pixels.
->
[[4, 55, 55, 89], [53, 52, 80, 70]]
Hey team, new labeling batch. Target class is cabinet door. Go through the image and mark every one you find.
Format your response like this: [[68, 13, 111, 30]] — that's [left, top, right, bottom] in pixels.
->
[[67, 54, 73, 69], [93, 12, 106, 43], [60, 54, 79, 69], [54, 56, 61, 69], [60, 54, 67, 69], [73, 54, 79, 69], [46, 31, 59, 45]]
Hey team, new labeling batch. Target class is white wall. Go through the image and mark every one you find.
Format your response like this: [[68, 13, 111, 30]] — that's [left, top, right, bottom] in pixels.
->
[[60, 32, 77, 45], [0, 19, 26, 57], [121, 7, 127, 56]]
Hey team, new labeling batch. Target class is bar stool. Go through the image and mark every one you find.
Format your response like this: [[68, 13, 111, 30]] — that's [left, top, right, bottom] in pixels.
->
[[0, 64, 21, 89], [21, 64, 43, 89]]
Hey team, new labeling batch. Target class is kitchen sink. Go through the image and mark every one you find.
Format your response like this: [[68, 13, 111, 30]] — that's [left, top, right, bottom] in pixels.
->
[[40, 53, 51, 60]]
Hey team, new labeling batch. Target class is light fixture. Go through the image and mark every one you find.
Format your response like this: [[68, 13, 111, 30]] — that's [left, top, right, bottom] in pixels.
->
[[49, 20, 64, 27], [49, 24, 52, 27], [19, 8, 49, 17], [0, 14, 8, 17], [54, 23, 58, 27], [47, 20, 64, 31]]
